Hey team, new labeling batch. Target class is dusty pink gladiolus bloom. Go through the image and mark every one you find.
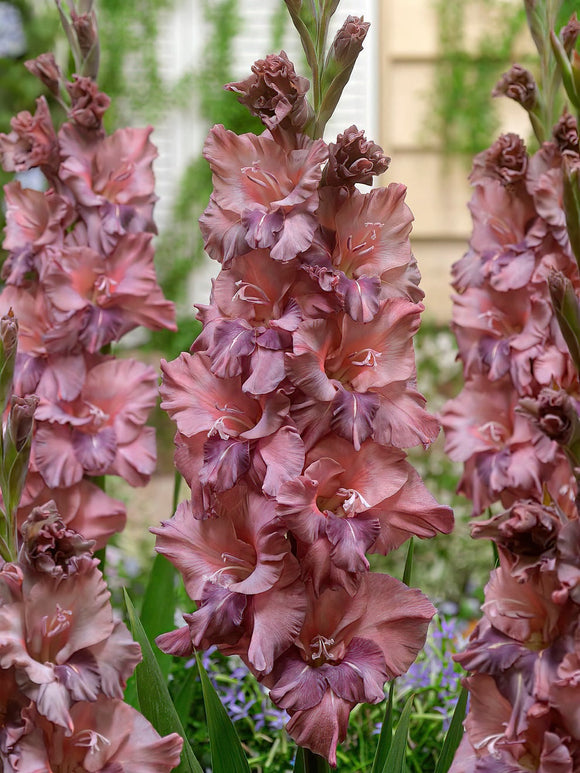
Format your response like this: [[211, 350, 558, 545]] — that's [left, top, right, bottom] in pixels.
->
[[157, 42, 452, 764]]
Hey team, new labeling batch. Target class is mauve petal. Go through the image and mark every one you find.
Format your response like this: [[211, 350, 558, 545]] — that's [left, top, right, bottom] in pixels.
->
[[161, 352, 255, 438], [332, 184, 414, 276], [69, 697, 183, 773], [539, 732, 573, 773], [374, 383, 440, 448], [285, 351, 337, 401], [156, 624, 194, 657], [89, 619, 141, 699], [199, 195, 249, 265], [153, 499, 240, 598], [29, 680, 73, 731], [272, 298, 302, 332], [36, 354, 87, 402], [239, 390, 290, 440], [53, 650, 100, 702], [82, 357, 158, 446], [334, 573, 434, 678], [464, 673, 513, 754], [285, 689, 352, 767], [248, 572, 307, 673], [17, 478, 127, 551], [331, 385, 379, 451], [269, 207, 318, 260], [454, 619, 528, 675], [33, 423, 83, 488], [307, 436, 409, 506], [256, 425, 305, 497], [369, 466, 454, 554], [243, 347, 286, 394], [276, 476, 325, 543], [111, 425, 156, 486], [243, 207, 283, 250]]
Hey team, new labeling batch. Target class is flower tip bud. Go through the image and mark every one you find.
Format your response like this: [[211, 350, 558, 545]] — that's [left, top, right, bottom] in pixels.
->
[[330, 15, 370, 68], [9, 395, 39, 452], [24, 53, 63, 96], [492, 64, 538, 112]]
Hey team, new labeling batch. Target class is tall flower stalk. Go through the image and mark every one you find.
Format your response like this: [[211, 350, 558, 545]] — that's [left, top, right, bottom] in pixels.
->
[[155, 0, 453, 766], [441, 3, 580, 769], [0, 3, 184, 770], [0, 1, 176, 549]]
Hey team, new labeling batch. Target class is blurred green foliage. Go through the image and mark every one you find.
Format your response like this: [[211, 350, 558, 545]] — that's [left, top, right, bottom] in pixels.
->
[[429, 0, 579, 158]]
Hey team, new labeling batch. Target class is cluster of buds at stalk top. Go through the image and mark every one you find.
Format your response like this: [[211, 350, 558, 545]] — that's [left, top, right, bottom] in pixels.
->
[[154, 22, 453, 765], [0, 501, 183, 772], [0, 50, 176, 548], [442, 9, 580, 770]]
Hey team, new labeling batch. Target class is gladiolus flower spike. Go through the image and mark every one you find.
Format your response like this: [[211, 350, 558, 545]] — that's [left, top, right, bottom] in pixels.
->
[[156, 7, 453, 765], [441, 6, 580, 771]]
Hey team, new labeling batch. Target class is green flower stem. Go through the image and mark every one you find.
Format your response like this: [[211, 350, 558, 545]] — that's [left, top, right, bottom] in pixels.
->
[[302, 748, 331, 773]]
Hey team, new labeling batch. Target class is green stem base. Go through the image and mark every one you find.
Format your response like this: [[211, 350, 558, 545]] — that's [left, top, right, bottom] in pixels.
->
[[295, 746, 332, 773]]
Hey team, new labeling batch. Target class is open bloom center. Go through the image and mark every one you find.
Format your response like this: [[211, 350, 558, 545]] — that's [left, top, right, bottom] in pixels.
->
[[309, 634, 337, 664], [478, 420, 508, 446], [208, 404, 251, 439], [208, 548, 257, 587]]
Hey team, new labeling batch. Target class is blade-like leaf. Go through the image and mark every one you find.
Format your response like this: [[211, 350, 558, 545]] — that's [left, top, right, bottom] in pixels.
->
[[381, 693, 414, 773], [434, 687, 468, 773], [370, 681, 395, 773], [196, 651, 250, 773], [124, 590, 203, 773], [140, 552, 176, 678], [173, 664, 197, 721], [402, 537, 414, 586]]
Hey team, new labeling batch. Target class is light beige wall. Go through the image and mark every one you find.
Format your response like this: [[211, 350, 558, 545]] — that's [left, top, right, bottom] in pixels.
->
[[377, 0, 528, 322]]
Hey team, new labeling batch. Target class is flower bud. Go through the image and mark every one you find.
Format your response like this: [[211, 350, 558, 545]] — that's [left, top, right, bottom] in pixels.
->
[[71, 8, 100, 79], [7, 395, 38, 454], [518, 388, 579, 446], [562, 13, 580, 56], [55, 0, 100, 80], [553, 108, 579, 158], [19, 501, 95, 577], [24, 53, 63, 96], [327, 15, 370, 70], [548, 269, 580, 373], [470, 133, 528, 187], [322, 125, 390, 186], [225, 52, 312, 131], [0, 310, 18, 414], [492, 64, 539, 111]]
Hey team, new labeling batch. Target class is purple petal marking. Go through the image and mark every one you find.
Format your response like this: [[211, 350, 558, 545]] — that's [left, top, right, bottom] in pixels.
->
[[200, 436, 251, 491], [210, 320, 256, 378], [331, 385, 379, 451], [335, 273, 381, 323], [325, 513, 381, 573], [72, 426, 118, 475]]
